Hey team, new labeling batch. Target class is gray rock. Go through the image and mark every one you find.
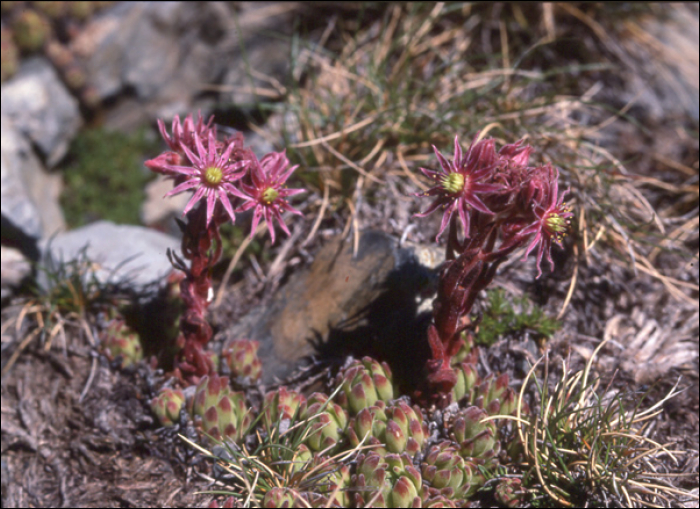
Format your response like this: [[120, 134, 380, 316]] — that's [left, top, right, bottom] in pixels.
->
[[219, 230, 444, 383], [0, 58, 82, 167], [219, 2, 297, 106], [1, 246, 32, 301], [79, 2, 235, 129], [38, 221, 180, 299], [74, 2, 299, 132], [1, 115, 65, 250]]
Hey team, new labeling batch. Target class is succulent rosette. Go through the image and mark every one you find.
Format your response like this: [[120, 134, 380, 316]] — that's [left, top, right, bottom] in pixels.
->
[[300, 392, 348, 453], [494, 477, 525, 508], [190, 374, 252, 443], [352, 451, 423, 508], [451, 406, 500, 464], [221, 339, 262, 382], [262, 387, 306, 437], [262, 487, 301, 508], [422, 441, 483, 503], [100, 317, 143, 369], [347, 401, 428, 456], [151, 388, 185, 427], [336, 357, 395, 415]]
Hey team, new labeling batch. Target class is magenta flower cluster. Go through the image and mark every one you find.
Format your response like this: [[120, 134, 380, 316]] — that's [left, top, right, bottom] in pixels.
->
[[145, 112, 305, 384], [146, 112, 304, 238], [414, 134, 572, 402]]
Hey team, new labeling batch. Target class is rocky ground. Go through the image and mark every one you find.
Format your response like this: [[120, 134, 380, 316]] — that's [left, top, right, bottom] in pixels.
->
[[1, 2, 698, 507]]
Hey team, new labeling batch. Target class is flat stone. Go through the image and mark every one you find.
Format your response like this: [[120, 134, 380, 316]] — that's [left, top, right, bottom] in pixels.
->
[[219, 230, 443, 383], [38, 221, 180, 300]]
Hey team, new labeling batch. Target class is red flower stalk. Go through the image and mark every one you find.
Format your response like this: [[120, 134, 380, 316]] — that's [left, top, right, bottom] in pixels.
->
[[414, 134, 572, 405], [145, 113, 306, 385]]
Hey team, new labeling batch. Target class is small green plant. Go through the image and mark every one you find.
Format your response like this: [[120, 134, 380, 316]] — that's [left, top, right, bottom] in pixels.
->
[[60, 127, 160, 227], [512, 338, 686, 507], [475, 289, 560, 347]]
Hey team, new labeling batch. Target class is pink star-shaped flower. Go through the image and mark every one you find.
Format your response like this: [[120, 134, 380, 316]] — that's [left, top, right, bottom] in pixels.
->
[[520, 166, 573, 278], [236, 150, 305, 244], [159, 129, 250, 227], [414, 135, 502, 240]]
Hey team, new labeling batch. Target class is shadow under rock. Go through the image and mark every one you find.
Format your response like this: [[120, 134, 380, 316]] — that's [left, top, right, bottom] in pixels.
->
[[218, 230, 441, 387], [309, 262, 435, 396]]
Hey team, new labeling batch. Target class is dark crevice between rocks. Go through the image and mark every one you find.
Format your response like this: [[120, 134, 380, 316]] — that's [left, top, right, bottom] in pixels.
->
[[307, 254, 435, 396]]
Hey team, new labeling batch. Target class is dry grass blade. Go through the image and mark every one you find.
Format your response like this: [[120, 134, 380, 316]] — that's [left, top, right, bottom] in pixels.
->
[[289, 115, 380, 149], [301, 178, 330, 247]]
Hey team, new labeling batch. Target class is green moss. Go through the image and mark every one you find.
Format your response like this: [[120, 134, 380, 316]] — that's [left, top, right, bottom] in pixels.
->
[[59, 127, 160, 228], [475, 289, 560, 347]]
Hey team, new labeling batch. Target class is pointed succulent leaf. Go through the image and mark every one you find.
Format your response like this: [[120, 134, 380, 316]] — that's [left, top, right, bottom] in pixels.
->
[[461, 427, 499, 459], [391, 476, 420, 507], [385, 419, 407, 454], [424, 494, 458, 508], [451, 362, 479, 403]]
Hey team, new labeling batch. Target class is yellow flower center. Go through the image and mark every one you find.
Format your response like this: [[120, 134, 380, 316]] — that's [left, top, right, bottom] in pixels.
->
[[262, 187, 279, 203], [441, 172, 465, 194], [204, 167, 223, 185], [545, 210, 571, 241]]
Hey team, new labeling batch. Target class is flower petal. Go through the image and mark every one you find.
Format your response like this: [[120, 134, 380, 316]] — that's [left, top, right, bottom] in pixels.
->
[[218, 189, 236, 224], [165, 178, 199, 197], [432, 145, 452, 174], [250, 205, 263, 239], [183, 185, 206, 215], [206, 188, 216, 226]]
